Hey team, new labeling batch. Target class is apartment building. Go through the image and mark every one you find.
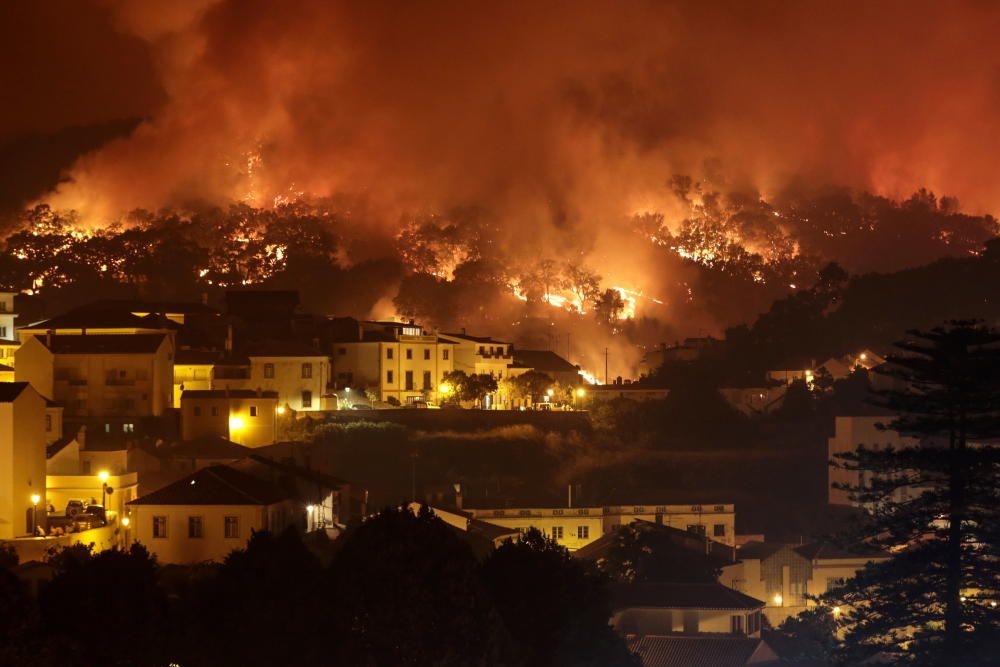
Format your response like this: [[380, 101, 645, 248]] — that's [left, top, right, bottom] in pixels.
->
[[438, 332, 514, 379], [15, 334, 174, 419], [330, 319, 455, 404], [0, 292, 19, 369], [828, 415, 918, 507]]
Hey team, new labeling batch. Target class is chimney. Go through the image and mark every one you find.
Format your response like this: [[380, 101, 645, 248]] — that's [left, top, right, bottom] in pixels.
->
[[225, 324, 233, 352], [567, 483, 573, 508]]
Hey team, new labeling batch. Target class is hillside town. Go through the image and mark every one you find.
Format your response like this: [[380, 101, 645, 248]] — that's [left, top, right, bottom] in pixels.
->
[[0, 290, 919, 666]]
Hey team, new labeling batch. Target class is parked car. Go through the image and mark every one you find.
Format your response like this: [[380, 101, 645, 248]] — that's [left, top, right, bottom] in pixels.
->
[[350, 403, 374, 410], [84, 504, 107, 524], [65, 500, 86, 517]]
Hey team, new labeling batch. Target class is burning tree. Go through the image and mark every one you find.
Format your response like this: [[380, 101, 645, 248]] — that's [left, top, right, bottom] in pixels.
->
[[826, 322, 1000, 665]]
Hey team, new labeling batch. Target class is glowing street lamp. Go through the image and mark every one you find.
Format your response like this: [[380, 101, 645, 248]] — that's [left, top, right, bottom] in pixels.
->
[[121, 516, 130, 527], [98, 470, 110, 508], [575, 387, 586, 398], [229, 415, 245, 431], [438, 383, 453, 395], [276, 405, 286, 415], [773, 593, 783, 606], [30, 494, 40, 536]]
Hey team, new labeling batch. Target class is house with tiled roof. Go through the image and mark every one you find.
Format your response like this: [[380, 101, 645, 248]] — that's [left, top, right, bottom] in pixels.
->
[[625, 635, 779, 667], [611, 582, 777, 667], [126, 464, 297, 564], [720, 540, 888, 625]]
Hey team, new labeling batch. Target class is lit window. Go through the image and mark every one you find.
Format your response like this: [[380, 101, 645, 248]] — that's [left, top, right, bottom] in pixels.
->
[[188, 516, 203, 538], [224, 516, 240, 538], [123, 423, 134, 433], [153, 516, 168, 538]]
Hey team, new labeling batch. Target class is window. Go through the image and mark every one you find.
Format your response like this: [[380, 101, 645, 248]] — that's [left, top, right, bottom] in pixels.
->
[[104, 423, 110, 433], [123, 423, 134, 433], [687, 524, 706, 537], [250, 406, 258, 417], [577, 526, 589, 539], [224, 516, 240, 539], [302, 363, 312, 379], [194, 406, 201, 417], [211, 406, 218, 417], [337, 347, 346, 355], [405, 371, 414, 391], [422, 371, 432, 390], [188, 516, 203, 538], [443, 349, 449, 360], [731, 614, 745, 634], [423, 349, 430, 360], [387, 370, 394, 384], [153, 516, 168, 538], [302, 391, 313, 408], [0, 326, 7, 337], [406, 348, 413, 360], [714, 524, 726, 537], [263, 363, 275, 378], [45, 414, 52, 432], [387, 348, 394, 360], [551, 526, 564, 540]]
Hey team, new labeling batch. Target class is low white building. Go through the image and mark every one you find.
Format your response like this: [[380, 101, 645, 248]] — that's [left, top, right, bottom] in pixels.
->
[[467, 502, 736, 551], [127, 465, 297, 564]]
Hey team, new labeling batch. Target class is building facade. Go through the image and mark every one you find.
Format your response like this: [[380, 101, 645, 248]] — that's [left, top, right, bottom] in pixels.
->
[[0, 383, 47, 539], [180, 389, 278, 447]]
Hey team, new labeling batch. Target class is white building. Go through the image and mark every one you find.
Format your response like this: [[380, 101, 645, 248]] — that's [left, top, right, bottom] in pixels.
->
[[828, 415, 918, 507], [467, 502, 736, 551], [127, 465, 297, 564], [330, 319, 455, 405]]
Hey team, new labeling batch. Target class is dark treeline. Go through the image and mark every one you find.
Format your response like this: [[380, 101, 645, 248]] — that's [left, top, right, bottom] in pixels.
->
[[0, 508, 638, 667]]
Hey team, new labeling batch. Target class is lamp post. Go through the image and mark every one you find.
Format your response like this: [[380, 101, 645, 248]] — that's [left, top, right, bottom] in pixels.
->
[[98, 471, 109, 509], [30, 494, 40, 536], [121, 515, 130, 548]]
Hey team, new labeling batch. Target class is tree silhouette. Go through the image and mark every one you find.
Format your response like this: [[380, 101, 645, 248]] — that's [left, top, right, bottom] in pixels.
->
[[481, 528, 639, 667], [826, 322, 1000, 665]]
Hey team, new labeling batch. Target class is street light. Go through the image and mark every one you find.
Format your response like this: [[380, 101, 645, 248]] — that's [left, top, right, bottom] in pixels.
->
[[773, 593, 783, 606], [98, 471, 110, 509], [575, 387, 586, 398], [30, 494, 40, 536], [276, 405, 286, 415]]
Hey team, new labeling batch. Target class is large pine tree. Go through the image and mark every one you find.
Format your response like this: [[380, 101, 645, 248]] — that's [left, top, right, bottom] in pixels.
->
[[827, 321, 1000, 665]]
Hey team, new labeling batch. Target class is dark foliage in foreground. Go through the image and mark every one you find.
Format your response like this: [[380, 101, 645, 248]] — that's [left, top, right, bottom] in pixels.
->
[[0, 508, 636, 667]]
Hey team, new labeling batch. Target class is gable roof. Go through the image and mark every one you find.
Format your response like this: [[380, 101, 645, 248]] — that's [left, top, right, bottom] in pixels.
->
[[511, 349, 579, 374], [612, 582, 764, 611], [625, 635, 777, 667], [81, 299, 218, 316], [46, 435, 78, 459], [166, 437, 252, 460], [128, 465, 289, 506], [573, 520, 735, 564], [0, 381, 30, 402], [39, 333, 167, 355]]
